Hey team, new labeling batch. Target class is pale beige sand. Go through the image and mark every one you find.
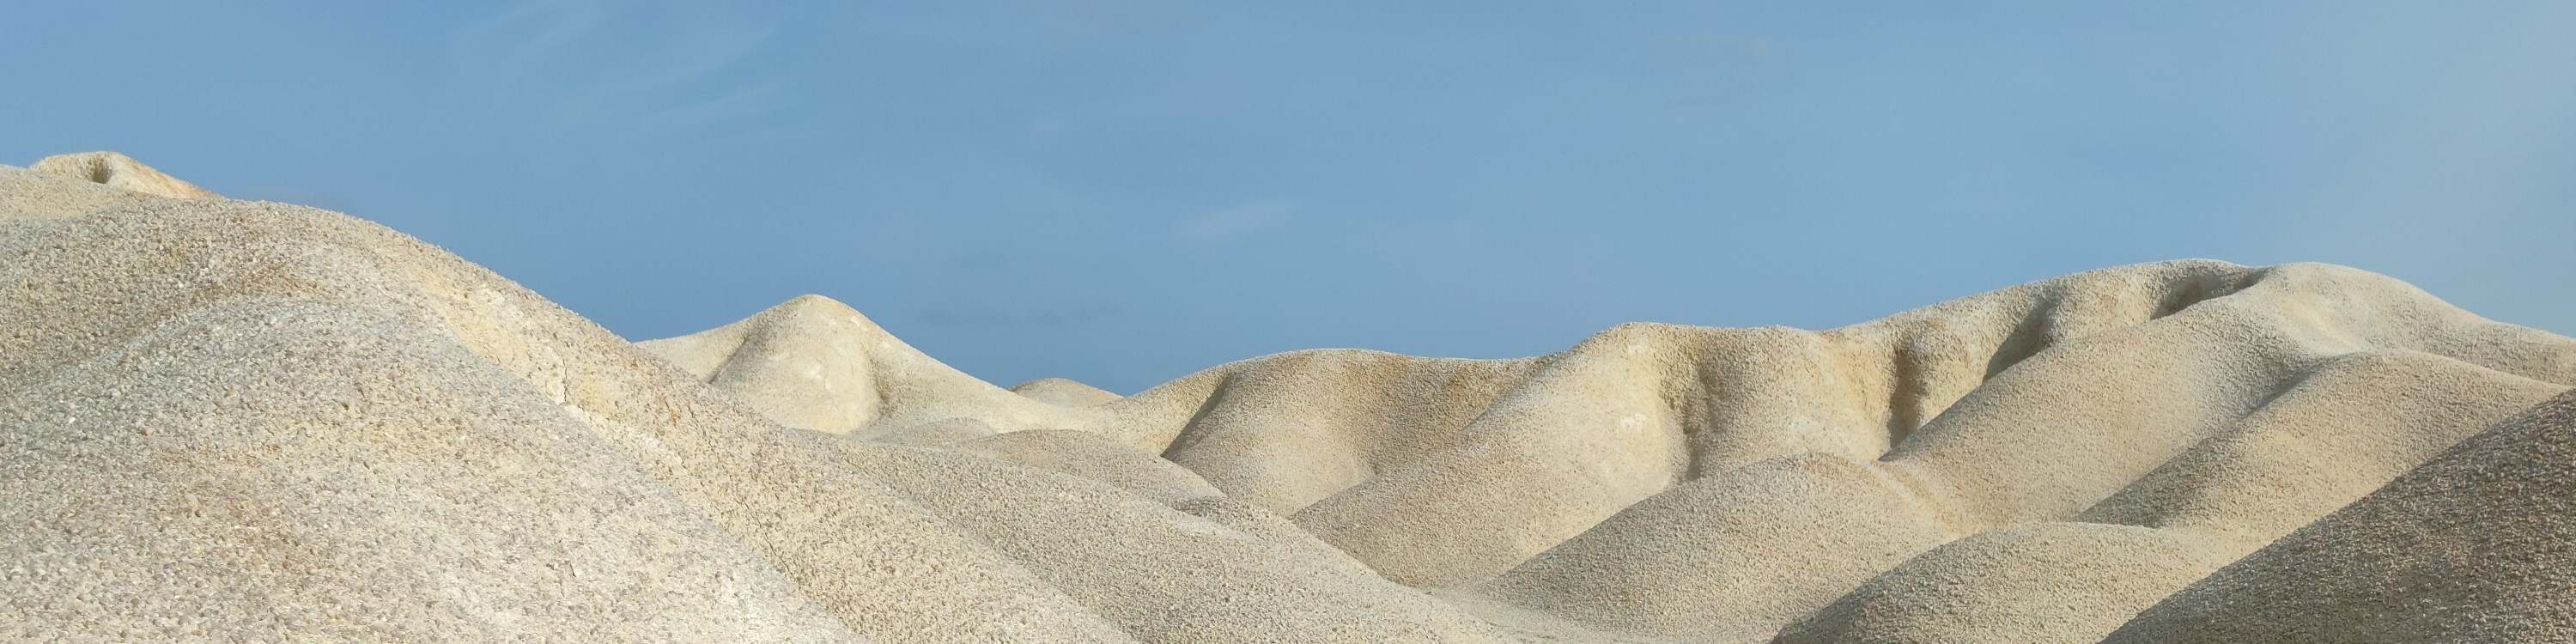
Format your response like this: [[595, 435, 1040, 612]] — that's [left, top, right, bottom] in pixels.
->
[[1011, 377, 1123, 406], [27, 151, 221, 198], [0, 161, 1127, 643], [2101, 388, 2576, 643], [6, 153, 2573, 643]]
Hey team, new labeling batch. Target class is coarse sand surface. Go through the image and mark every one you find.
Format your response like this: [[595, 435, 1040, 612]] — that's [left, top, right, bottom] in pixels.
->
[[6, 153, 2573, 642]]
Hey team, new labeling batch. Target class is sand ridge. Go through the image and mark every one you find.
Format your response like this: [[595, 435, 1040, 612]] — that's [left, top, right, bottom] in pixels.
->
[[5, 152, 2573, 642]]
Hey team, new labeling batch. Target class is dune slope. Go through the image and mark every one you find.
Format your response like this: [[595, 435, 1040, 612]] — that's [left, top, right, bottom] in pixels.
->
[[5, 152, 2573, 643]]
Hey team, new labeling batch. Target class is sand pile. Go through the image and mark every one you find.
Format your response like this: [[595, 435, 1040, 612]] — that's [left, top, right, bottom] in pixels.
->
[[4, 152, 2573, 642], [27, 151, 221, 199]]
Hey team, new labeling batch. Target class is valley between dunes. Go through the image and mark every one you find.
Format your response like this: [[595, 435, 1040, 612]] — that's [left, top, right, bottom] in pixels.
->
[[6, 153, 2573, 642]]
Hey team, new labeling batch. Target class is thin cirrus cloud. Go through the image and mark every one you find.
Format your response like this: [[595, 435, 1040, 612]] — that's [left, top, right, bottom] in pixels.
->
[[442, 1, 787, 155], [1175, 200, 1296, 248]]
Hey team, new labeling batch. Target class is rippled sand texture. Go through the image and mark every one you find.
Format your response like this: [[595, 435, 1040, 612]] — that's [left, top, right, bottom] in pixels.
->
[[6, 153, 2573, 642]]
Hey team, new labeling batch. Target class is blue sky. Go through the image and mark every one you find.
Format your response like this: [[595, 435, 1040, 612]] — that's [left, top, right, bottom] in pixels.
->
[[9, 2, 2573, 392]]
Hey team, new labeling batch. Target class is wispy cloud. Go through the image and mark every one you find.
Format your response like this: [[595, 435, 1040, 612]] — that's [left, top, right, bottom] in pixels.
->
[[442, 0, 787, 158], [1175, 200, 1295, 247]]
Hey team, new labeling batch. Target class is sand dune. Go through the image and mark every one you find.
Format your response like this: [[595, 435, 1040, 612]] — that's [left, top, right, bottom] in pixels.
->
[[27, 151, 221, 199], [4, 152, 2573, 642]]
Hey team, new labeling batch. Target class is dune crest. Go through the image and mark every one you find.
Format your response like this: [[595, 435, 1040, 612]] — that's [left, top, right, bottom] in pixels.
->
[[28, 151, 221, 199], [5, 153, 2573, 643]]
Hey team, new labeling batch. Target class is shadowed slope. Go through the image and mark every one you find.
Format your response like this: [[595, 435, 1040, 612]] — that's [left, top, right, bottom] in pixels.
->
[[2101, 389, 2576, 644], [1769, 351, 2564, 644]]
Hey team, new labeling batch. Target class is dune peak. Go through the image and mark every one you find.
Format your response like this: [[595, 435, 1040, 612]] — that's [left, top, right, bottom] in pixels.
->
[[27, 151, 221, 199]]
